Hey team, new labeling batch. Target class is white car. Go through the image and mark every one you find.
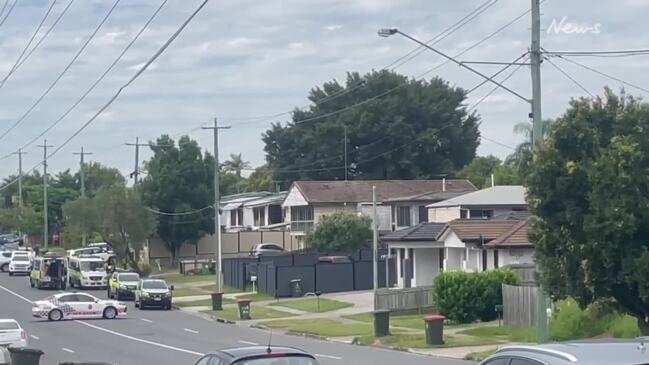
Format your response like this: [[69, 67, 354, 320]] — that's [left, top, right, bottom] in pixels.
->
[[68, 247, 115, 264], [0, 319, 27, 348], [32, 292, 127, 321], [8, 254, 31, 276], [0, 251, 11, 272]]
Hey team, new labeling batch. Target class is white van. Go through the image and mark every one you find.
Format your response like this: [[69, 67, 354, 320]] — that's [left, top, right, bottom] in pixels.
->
[[68, 256, 107, 289]]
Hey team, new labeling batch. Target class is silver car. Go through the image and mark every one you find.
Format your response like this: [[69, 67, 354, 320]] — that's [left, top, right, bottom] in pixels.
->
[[481, 341, 649, 365], [249, 243, 285, 257]]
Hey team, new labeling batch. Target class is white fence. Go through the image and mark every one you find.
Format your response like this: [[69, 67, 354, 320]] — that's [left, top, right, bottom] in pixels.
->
[[375, 286, 433, 312]]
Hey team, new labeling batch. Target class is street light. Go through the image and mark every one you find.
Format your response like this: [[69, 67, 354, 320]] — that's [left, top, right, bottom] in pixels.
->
[[377, 27, 530, 104]]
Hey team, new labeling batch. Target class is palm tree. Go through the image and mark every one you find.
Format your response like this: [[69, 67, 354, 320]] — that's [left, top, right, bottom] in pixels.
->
[[506, 119, 553, 166], [222, 153, 251, 178]]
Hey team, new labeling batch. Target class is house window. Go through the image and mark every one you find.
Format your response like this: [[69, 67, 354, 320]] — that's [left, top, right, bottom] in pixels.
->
[[290, 206, 314, 232], [469, 209, 493, 219], [230, 210, 237, 226], [397, 206, 411, 226], [460, 209, 468, 219], [418, 206, 428, 223], [253, 207, 266, 227]]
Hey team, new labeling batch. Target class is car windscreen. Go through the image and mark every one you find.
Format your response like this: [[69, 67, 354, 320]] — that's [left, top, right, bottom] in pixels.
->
[[142, 280, 167, 289], [118, 273, 139, 282], [12, 255, 29, 262], [0, 322, 19, 331], [79, 261, 104, 271], [235, 356, 318, 365]]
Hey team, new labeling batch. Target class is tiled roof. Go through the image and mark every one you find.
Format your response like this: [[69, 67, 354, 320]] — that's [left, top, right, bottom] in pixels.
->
[[485, 219, 532, 247], [442, 219, 520, 241], [427, 185, 527, 208], [293, 180, 476, 203], [380, 223, 446, 242]]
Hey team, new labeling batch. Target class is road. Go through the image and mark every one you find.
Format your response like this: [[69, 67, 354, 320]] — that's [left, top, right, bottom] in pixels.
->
[[0, 273, 474, 365]]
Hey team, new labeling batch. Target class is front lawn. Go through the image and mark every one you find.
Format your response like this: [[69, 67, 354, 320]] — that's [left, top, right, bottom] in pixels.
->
[[458, 325, 538, 343], [344, 310, 437, 331], [202, 306, 294, 321], [270, 298, 353, 313], [174, 298, 235, 307], [353, 333, 502, 349]]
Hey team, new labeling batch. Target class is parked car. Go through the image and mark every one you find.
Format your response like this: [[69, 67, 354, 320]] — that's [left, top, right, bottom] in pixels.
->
[[8, 254, 31, 276], [193, 346, 317, 365], [318, 255, 353, 263], [31, 292, 127, 321], [481, 342, 649, 365], [0, 319, 27, 348], [0, 251, 11, 272], [68, 246, 116, 264], [249, 243, 285, 257], [107, 271, 140, 300], [134, 279, 173, 310]]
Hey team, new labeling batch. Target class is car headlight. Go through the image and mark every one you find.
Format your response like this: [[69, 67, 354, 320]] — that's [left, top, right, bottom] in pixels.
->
[[141, 291, 150, 297], [119, 284, 127, 290], [163, 292, 171, 297]]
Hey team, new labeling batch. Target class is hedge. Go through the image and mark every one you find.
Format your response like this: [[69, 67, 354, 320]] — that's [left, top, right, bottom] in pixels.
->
[[432, 268, 520, 323]]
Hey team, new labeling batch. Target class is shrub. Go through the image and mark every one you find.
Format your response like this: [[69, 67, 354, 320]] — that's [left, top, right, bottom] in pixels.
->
[[606, 315, 640, 338], [432, 268, 520, 323]]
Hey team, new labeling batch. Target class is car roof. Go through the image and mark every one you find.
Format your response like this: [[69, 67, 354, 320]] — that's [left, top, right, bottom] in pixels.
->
[[215, 346, 313, 360], [493, 341, 649, 364], [0, 319, 18, 324]]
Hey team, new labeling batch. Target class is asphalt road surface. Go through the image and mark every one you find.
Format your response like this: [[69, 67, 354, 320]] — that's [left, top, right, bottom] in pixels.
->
[[0, 273, 475, 365]]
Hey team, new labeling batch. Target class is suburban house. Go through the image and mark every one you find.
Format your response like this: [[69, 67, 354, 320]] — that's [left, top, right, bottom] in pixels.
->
[[382, 185, 532, 288], [281, 179, 477, 247], [220, 191, 287, 231], [427, 185, 527, 222]]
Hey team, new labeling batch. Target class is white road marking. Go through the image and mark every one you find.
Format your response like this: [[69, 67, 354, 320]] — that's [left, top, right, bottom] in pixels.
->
[[238, 340, 258, 345], [183, 328, 199, 334], [75, 320, 204, 356], [0, 283, 204, 357], [29, 335, 39, 340], [62, 347, 75, 353], [315, 354, 342, 360], [140, 318, 153, 323]]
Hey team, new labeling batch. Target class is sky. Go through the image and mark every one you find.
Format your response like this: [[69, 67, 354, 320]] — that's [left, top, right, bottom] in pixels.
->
[[0, 0, 648, 181]]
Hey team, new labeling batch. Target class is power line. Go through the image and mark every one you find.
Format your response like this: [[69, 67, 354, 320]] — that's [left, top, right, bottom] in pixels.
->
[[0, 0, 209, 193], [144, 205, 213, 216], [467, 55, 530, 112], [0, 0, 122, 142], [550, 54, 649, 95], [45, 0, 210, 161], [0, 0, 17, 28], [466, 53, 528, 94], [0, 0, 58, 89], [221, 0, 500, 124], [18, 0, 169, 152], [480, 135, 516, 150], [9, 0, 76, 80], [544, 56, 594, 98], [544, 49, 649, 58], [0, 1, 8, 21]]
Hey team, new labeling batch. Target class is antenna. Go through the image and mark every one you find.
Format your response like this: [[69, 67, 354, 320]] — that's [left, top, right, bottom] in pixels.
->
[[266, 329, 273, 354]]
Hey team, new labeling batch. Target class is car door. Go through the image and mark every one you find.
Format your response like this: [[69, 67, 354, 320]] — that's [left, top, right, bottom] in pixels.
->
[[71, 294, 102, 318]]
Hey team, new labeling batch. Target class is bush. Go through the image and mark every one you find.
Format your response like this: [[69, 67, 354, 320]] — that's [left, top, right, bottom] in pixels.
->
[[432, 268, 520, 323]]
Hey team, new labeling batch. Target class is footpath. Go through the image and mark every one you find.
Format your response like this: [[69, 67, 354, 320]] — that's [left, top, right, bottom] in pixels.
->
[[170, 280, 509, 361]]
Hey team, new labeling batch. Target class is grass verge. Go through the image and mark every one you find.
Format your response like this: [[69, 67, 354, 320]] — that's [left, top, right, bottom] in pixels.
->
[[353, 333, 502, 349], [202, 306, 295, 322], [458, 326, 538, 343], [464, 349, 498, 361], [270, 298, 353, 313], [344, 310, 437, 331], [263, 319, 375, 337], [174, 298, 235, 307]]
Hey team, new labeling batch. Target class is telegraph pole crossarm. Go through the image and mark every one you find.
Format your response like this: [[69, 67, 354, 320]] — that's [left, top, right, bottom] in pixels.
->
[[202, 118, 231, 299], [125, 137, 149, 185]]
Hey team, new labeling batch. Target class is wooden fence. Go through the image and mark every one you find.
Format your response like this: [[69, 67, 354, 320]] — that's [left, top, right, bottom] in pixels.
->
[[508, 264, 537, 285], [375, 286, 433, 312], [502, 283, 538, 327]]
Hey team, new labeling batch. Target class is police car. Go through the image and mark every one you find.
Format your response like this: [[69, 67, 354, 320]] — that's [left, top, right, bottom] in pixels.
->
[[31, 292, 127, 321]]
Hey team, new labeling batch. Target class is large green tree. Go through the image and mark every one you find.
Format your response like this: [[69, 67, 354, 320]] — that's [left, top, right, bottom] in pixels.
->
[[306, 212, 372, 251], [263, 70, 480, 184], [458, 155, 502, 189], [527, 89, 649, 334], [75, 162, 125, 197], [141, 135, 214, 263]]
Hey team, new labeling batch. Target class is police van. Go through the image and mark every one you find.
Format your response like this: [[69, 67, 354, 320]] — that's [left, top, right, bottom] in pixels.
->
[[68, 255, 108, 289], [30, 253, 67, 289]]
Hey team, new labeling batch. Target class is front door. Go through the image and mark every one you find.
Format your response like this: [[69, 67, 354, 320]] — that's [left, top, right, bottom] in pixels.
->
[[70, 294, 101, 318]]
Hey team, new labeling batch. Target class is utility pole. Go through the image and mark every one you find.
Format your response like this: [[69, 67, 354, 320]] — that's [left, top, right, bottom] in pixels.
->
[[372, 186, 378, 308], [38, 140, 54, 249], [12, 149, 26, 213], [73, 147, 92, 247], [202, 118, 231, 294], [530, 0, 543, 146], [344, 125, 348, 181], [125, 137, 148, 185]]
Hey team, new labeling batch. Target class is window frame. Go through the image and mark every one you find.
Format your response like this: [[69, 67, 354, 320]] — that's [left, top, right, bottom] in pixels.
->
[[418, 205, 428, 223], [397, 205, 411, 227]]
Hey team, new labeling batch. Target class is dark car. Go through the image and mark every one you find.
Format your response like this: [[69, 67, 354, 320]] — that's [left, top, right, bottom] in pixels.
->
[[135, 279, 173, 310], [194, 346, 317, 365], [481, 341, 649, 365]]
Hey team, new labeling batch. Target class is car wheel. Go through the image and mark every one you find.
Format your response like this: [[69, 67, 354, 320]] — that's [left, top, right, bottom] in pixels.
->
[[134, 299, 139, 308], [103, 306, 117, 319], [0, 263, 7, 272], [165, 304, 171, 310], [48, 309, 63, 321]]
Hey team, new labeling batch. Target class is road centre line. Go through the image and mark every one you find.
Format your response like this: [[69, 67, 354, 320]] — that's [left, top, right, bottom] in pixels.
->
[[62, 347, 75, 353], [29, 335, 39, 340], [140, 318, 153, 323], [315, 353, 343, 360], [183, 328, 199, 334], [238, 340, 258, 345], [0, 283, 204, 357]]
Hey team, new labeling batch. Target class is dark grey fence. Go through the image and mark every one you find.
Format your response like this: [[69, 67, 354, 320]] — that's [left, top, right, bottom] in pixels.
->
[[223, 249, 397, 298]]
